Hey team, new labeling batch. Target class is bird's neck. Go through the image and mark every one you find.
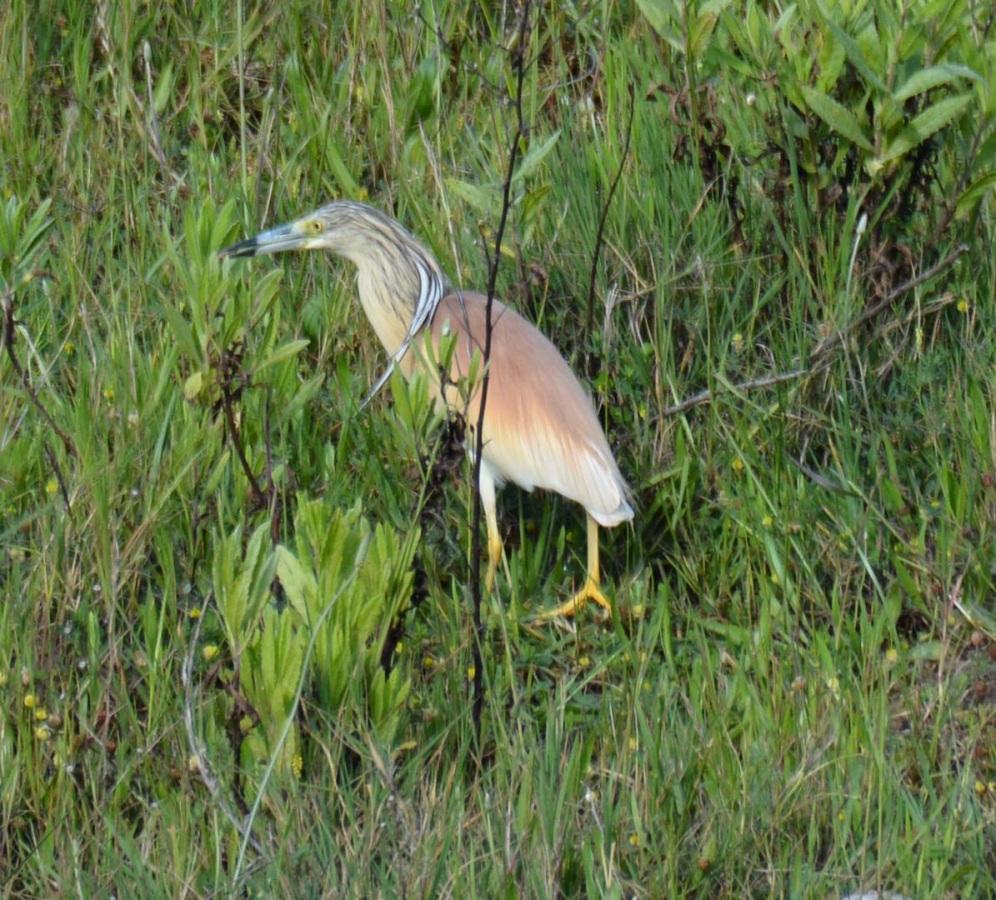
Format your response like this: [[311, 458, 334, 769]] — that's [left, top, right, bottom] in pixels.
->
[[354, 266, 411, 356], [350, 242, 446, 359]]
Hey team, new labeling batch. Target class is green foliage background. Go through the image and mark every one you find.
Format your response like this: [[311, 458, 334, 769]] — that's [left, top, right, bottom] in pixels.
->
[[1, 0, 994, 896]]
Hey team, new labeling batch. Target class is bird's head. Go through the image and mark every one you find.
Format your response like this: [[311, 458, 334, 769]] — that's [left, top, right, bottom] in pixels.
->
[[219, 203, 368, 260], [219, 200, 448, 378]]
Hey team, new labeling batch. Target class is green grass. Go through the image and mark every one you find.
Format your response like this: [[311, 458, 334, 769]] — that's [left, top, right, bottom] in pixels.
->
[[2, 1, 995, 896]]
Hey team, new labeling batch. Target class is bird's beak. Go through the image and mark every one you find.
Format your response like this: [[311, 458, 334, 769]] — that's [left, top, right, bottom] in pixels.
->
[[219, 221, 308, 259]]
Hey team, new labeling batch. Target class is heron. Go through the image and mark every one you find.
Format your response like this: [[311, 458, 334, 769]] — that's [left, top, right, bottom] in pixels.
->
[[220, 200, 633, 618]]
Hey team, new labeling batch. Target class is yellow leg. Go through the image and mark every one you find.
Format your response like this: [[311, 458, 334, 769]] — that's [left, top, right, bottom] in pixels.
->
[[485, 529, 502, 593], [535, 513, 612, 620], [481, 460, 502, 593]]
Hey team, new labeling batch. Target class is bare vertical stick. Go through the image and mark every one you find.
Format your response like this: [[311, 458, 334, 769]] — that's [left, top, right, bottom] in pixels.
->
[[470, 2, 532, 743], [585, 83, 636, 343]]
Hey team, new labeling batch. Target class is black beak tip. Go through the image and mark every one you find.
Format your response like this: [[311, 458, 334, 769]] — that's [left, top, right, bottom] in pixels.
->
[[218, 237, 258, 260]]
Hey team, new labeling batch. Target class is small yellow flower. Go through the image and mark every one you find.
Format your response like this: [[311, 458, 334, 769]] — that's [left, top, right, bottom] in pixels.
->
[[35, 726, 52, 742], [103, 388, 115, 401], [23, 694, 36, 709], [578, 655, 590, 668], [975, 780, 986, 797], [64, 341, 75, 355], [628, 833, 640, 847], [884, 648, 899, 667], [188, 607, 201, 620], [957, 298, 969, 313], [46, 479, 58, 495], [34, 709, 48, 722], [292, 754, 303, 778], [422, 656, 435, 669], [466, 665, 476, 680], [762, 515, 773, 527], [395, 642, 404, 655], [628, 737, 638, 752], [732, 457, 744, 472], [202, 644, 219, 662]]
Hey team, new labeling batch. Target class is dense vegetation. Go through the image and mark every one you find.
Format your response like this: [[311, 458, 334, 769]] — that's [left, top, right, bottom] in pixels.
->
[[2, 1, 994, 895]]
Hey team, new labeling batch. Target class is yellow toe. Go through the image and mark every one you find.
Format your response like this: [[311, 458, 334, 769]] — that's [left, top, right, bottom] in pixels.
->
[[534, 578, 612, 621]]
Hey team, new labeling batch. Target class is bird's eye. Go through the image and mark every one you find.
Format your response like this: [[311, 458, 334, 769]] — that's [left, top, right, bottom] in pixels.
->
[[307, 219, 324, 235]]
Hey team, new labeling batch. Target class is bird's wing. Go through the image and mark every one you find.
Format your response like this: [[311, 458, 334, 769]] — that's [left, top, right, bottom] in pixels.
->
[[430, 292, 633, 526]]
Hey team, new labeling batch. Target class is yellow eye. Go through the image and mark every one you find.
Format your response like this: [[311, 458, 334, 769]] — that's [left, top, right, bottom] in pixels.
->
[[307, 219, 324, 235]]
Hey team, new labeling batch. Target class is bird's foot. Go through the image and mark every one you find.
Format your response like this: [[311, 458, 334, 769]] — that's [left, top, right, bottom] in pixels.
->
[[534, 578, 612, 621]]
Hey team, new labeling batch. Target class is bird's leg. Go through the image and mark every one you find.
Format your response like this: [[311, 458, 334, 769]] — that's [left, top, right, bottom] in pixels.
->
[[480, 462, 502, 593], [485, 529, 502, 593], [536, 513, 613, 620]]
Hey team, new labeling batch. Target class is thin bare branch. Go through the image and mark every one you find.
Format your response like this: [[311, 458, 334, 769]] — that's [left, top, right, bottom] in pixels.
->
[[586, 83, 636, 340], [660, 368, 808, 417], [808, 243, 969, 365], [182, 609, 267, 858], [658, 243, 969, 419], [2, 273, 76, 461], [469, 1, 532, 743]]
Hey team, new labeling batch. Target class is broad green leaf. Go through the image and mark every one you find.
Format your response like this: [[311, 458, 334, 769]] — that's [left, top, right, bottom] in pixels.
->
[[798, 84, 873, 151], [152, 60, 175, 115], [771, 4, 796, 40], [316, 109, 362, 200], [390, 367, 413, 430], [955, 172, 996, 219], [893, 65, 972, 104], [513, 130, 561, 184], [164, 304, 203, 366], [877, 93, 972, 163], [213, 524, 275, 654], [0, 196, 52, 281], [275, 545, 318, 622], [689, 12, 720, 57], [520, 184, 552, 246], [975, 128, 996, 170], [183, 370, 204, 402], [704, 43, 757, 78], [256, 339, 310, 373], [824, 19, 887, 94], [815, 29, 847, 93], [250, 268, 285, 316], [634, 0, 683, 49], [446, 178, 498, 214]]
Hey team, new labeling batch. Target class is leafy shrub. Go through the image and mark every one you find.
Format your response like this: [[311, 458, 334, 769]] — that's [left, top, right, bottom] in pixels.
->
[[638, 0, 994, 280]]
